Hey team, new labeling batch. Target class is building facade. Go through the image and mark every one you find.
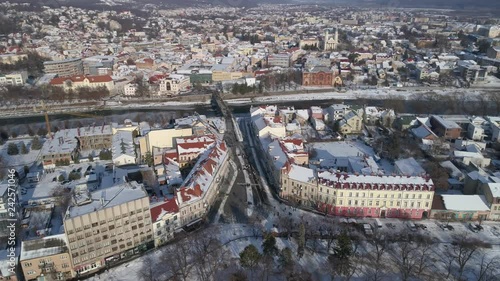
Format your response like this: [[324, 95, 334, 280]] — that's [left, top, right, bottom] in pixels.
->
[[302, 67, 334, 86], [176, 142, 229, 226], [43, 58, 84, 77], [280, 164, 435, 219], [49, 75, 114, 92], [159, 74, 190, 95], [63, 182, 153, 276], [20, 235, 74, 281]]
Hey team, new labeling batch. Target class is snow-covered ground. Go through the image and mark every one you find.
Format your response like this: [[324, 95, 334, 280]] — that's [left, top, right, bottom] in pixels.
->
[[226, 87, 489, 105], [0, 138, 41, 169]]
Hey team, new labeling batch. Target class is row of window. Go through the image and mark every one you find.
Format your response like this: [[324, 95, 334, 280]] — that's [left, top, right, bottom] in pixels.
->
[[67, 209, 150, 233]]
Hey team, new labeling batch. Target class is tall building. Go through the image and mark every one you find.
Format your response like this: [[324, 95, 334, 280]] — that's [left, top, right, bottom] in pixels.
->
[[63, 182, 153, 276], [43, 58, 84, 77]]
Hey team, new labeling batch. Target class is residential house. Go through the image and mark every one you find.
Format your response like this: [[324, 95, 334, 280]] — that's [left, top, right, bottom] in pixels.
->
[[339, 111, 363, 135], [430, 115, 462, 140]]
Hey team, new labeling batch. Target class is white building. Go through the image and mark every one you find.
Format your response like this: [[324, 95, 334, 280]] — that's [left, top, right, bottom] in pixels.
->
[[112, 131, 137, 166], [0, 72, 26, 86], [123, 83, 137, 96], [159, 74, 190, 95]]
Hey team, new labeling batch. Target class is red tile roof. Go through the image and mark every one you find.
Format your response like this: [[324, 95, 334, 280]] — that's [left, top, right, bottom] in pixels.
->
[[150, 198, 179, 222], [50, 75, 112, 85]]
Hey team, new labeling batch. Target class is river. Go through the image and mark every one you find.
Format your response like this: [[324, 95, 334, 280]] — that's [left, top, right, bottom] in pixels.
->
[[0, 97, 495, 135]]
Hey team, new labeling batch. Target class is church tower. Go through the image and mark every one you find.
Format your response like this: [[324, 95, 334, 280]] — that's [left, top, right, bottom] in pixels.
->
[[324, 28, 338, 51]]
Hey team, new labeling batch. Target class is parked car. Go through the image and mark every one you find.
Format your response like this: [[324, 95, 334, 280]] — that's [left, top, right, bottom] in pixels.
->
[[386, 223, 396, 229], [363, 224, 373, 236], [469, 223, 479, 233], [407, 221, 417, 231]]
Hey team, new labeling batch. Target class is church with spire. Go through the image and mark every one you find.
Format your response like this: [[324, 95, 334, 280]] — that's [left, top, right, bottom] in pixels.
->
[[324, 28, 339, 51]]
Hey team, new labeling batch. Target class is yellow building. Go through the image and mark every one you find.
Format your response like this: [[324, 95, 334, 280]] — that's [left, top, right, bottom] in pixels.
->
[[212, 71, 243, 82], [49, 75, 114, 92], [138, 127, 193, 156], [280, 164, 435, 219], [339, 111, 363, 135]]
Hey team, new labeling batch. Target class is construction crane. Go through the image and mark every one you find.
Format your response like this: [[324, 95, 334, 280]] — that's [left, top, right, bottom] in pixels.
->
[[35, 101, 104, 139]]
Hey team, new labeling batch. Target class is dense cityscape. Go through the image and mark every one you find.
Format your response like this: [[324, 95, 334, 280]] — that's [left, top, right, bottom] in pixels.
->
[[0, 0, 499, 280]]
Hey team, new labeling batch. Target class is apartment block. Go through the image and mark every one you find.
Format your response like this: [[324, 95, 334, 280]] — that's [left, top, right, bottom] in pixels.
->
[[63, 182, 153, 275], [43, 58, 84, 77]]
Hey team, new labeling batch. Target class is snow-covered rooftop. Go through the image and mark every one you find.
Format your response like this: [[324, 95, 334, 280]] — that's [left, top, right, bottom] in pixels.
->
[[441, 195, 490, 212], [486, 183, 500, 198], [20, 234, 68, 261], [66, 181, 147, 219], [394, 157, 425, 176]]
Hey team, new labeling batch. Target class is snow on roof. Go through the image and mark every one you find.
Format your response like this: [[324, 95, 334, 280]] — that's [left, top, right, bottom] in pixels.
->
[[288, 164, 315, 183], [150, 198, 179, 222], [440, 161, 463, 179], [432, 115, 461, 129], [263, 138, 289, 171], [411, 125, 436, 139], [308, 141, 375, 160], [441, 195, 490, 212], [177, 142, 228, 205], [394, 157, 425, 176], [42, 125, 113, 155], [176, 135, 215, 155], [296, 109, 309, 120], [20, 234, 68, 261], [453, 151, 484, 159], [486, 183, 500, 198], [67, 181, 147, 219], [112, 130, 136, 159], [318, 170, 434, 187]]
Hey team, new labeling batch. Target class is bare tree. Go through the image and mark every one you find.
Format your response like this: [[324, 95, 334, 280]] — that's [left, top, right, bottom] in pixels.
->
[[191, 232, 229, 281], [413, 235, 436, 279], [138, 254, 159, 281], [365, 232, 390, 281], [50, 186, 72, 215], [451, 232, 489, 281], [474, 253, 500, 281], [160, 238, 194, 281], [390, 232, 419, 281]]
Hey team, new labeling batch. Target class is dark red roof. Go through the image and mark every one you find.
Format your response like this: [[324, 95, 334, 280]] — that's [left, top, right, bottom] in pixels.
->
[[50, 75, 112, 85], [150, 198, 179, 222]]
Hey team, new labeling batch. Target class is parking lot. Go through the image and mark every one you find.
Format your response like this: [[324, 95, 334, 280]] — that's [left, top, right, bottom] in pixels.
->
[[347, 217, 500, 244]]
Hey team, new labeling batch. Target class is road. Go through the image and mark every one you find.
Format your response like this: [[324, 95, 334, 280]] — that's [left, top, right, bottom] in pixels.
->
[[211, 92, 261, 223]]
